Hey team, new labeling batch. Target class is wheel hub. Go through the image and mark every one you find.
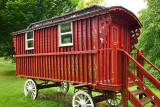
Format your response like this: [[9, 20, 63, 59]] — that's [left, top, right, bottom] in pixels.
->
[[80, 100, 86, 107], [27, 86, 32, 92]]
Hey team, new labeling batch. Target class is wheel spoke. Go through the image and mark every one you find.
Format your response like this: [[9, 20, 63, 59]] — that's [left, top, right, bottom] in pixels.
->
[[85, 98, 90, 103], [86, 104, 92, 107], [76, 96, 81, 101], [84, 95, 87, 101], [81, 94, 83, 99], [75, 100, 80, 104]]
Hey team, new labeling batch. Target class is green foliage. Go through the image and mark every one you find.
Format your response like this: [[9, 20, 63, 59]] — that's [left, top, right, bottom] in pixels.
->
[[76, 0, 107, 10], [137, 0, 160, 84], [0, 0, 79, 57]]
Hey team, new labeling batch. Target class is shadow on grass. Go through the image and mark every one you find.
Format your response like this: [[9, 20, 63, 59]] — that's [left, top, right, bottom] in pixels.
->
[[38, 92, 72, 106], [37, 92, 109, 107], [1, 70, 16, 76]]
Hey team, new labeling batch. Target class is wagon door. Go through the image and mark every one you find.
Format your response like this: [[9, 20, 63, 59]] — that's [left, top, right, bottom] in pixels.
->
[[110, 22, 123, 85]]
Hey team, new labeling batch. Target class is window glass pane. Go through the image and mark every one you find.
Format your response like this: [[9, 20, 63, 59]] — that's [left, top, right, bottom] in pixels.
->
[[27, 40, 34, 48], [27, 31, 33, 39], [61, 22, 71, 33], [61, 34, 72, 44]]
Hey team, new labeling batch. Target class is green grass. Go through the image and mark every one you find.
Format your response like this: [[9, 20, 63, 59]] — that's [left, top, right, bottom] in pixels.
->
[[0, 59, 72, 107], [0, 58, 160, 107]]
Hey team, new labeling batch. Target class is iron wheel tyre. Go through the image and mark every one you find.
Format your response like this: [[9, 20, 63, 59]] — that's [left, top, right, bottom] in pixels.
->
[[24, 79, 38, 99], [72, 91, 95, 107]]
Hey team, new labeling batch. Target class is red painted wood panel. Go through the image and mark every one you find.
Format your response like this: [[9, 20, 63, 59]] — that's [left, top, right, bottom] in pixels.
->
[[13, 14, 133, 90]]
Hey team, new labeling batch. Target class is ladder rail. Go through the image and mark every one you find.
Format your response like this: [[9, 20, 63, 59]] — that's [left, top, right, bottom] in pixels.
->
[[127, 89, 144, 107], [128, 70, 160, 106], [140, 54, 160, 73], [123, 50, 160, 91]]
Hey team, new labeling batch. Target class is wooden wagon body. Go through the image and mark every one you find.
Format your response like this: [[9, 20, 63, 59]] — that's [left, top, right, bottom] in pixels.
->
[[12, 5, 160, 107]]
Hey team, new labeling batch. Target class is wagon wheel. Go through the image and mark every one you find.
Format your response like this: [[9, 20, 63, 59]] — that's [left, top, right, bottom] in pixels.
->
[[72, 91, 95, 107], [56, 82, 69, 94], [107, 91, 122, 107], [24, 79, 38, 99]]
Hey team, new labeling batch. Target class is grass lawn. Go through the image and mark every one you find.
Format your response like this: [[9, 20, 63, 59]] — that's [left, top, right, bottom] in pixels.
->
[[0, 58, 159, 107]]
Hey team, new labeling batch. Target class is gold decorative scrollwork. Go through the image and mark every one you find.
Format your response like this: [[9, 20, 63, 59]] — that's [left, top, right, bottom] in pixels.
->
[[99, 14, 111, 48]]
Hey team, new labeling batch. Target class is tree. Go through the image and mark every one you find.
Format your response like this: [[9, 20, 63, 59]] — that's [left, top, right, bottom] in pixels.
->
[[138, 0, 160, 67], [0, 0, 79, 57], [137, 0, 160, 81], [76, 0, 107, 10]]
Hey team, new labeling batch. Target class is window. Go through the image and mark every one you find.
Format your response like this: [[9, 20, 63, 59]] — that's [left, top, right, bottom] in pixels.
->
[[25, 31, 34, 50], [59, 22, 73, 47]]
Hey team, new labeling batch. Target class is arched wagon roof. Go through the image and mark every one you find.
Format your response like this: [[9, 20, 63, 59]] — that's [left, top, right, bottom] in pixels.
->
[[11, 5, 142, 35], [107, 6, 142, 28]]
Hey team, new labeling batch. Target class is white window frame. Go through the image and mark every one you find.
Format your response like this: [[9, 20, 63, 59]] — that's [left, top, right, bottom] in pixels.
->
[[59, 22, 73, 47], [25, 30, 34, 50]]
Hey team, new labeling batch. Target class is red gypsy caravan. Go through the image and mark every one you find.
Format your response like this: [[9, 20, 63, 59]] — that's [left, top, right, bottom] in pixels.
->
[[12, 5, 160, 107]]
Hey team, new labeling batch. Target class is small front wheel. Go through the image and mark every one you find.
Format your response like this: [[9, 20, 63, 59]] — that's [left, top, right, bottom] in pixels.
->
[[24, 79, 38, 99], [107, 91, 122, 107], [72, 91, 95, 107], [56, 82, 69, 94]]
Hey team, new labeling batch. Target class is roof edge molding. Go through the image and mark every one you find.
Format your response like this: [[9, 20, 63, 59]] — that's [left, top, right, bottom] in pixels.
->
[[11, 5, 142, 35]]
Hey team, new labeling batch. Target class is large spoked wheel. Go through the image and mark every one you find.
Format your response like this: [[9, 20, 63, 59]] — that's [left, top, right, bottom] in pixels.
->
[[24, 79, 38, 99], [72, 91, 95, 107], [56, 82, 69, 94], [107, 91, 122, 107]]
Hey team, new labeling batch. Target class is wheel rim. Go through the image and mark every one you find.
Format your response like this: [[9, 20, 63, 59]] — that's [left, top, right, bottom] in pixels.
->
[[24, 79, 38, 99], [107, 92, 122, 106], [56, 82, 69, 94], [72, 91, 94, 107]]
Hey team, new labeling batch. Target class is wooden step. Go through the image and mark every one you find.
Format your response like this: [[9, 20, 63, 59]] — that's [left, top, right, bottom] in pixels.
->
[[151, 104, 158, 107], [140, 96, 152, 105], [132, 89, 144, 96]]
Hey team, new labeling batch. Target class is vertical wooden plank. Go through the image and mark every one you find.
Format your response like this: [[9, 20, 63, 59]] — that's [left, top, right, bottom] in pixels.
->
[[22, 33, 25, 76], [67, 52, 71, 82], [71, 22, 76, 82], [45, 28, 48, 78], [20, 34, 22, 75], [107, 25, 110, 84], [126, 27, 128, 52], [45, 55, 49, 78], [82, 20, 87, 83], [37, 29, 40, 77], [50, 26, 54, 79], [45, 28, 48, 53], [22, 34, 24, 76], [91, 17, 98, 84], [54, 26, 57, 80], [96, 16, 99, 84], [78, 20, 83, 83], [87, 18, 92, 84], [48, 27, 51, 78], [64, 47, 67, 81], [16, 35, 19, 75], [40, 29, 43, 77], [34, 31, 36, 77], [43, 28, 45, 78], [21, 34, 23, 76], [57, 26, 60, 80], [74, 21, 79, 82], [60, 47, 64, 80]]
